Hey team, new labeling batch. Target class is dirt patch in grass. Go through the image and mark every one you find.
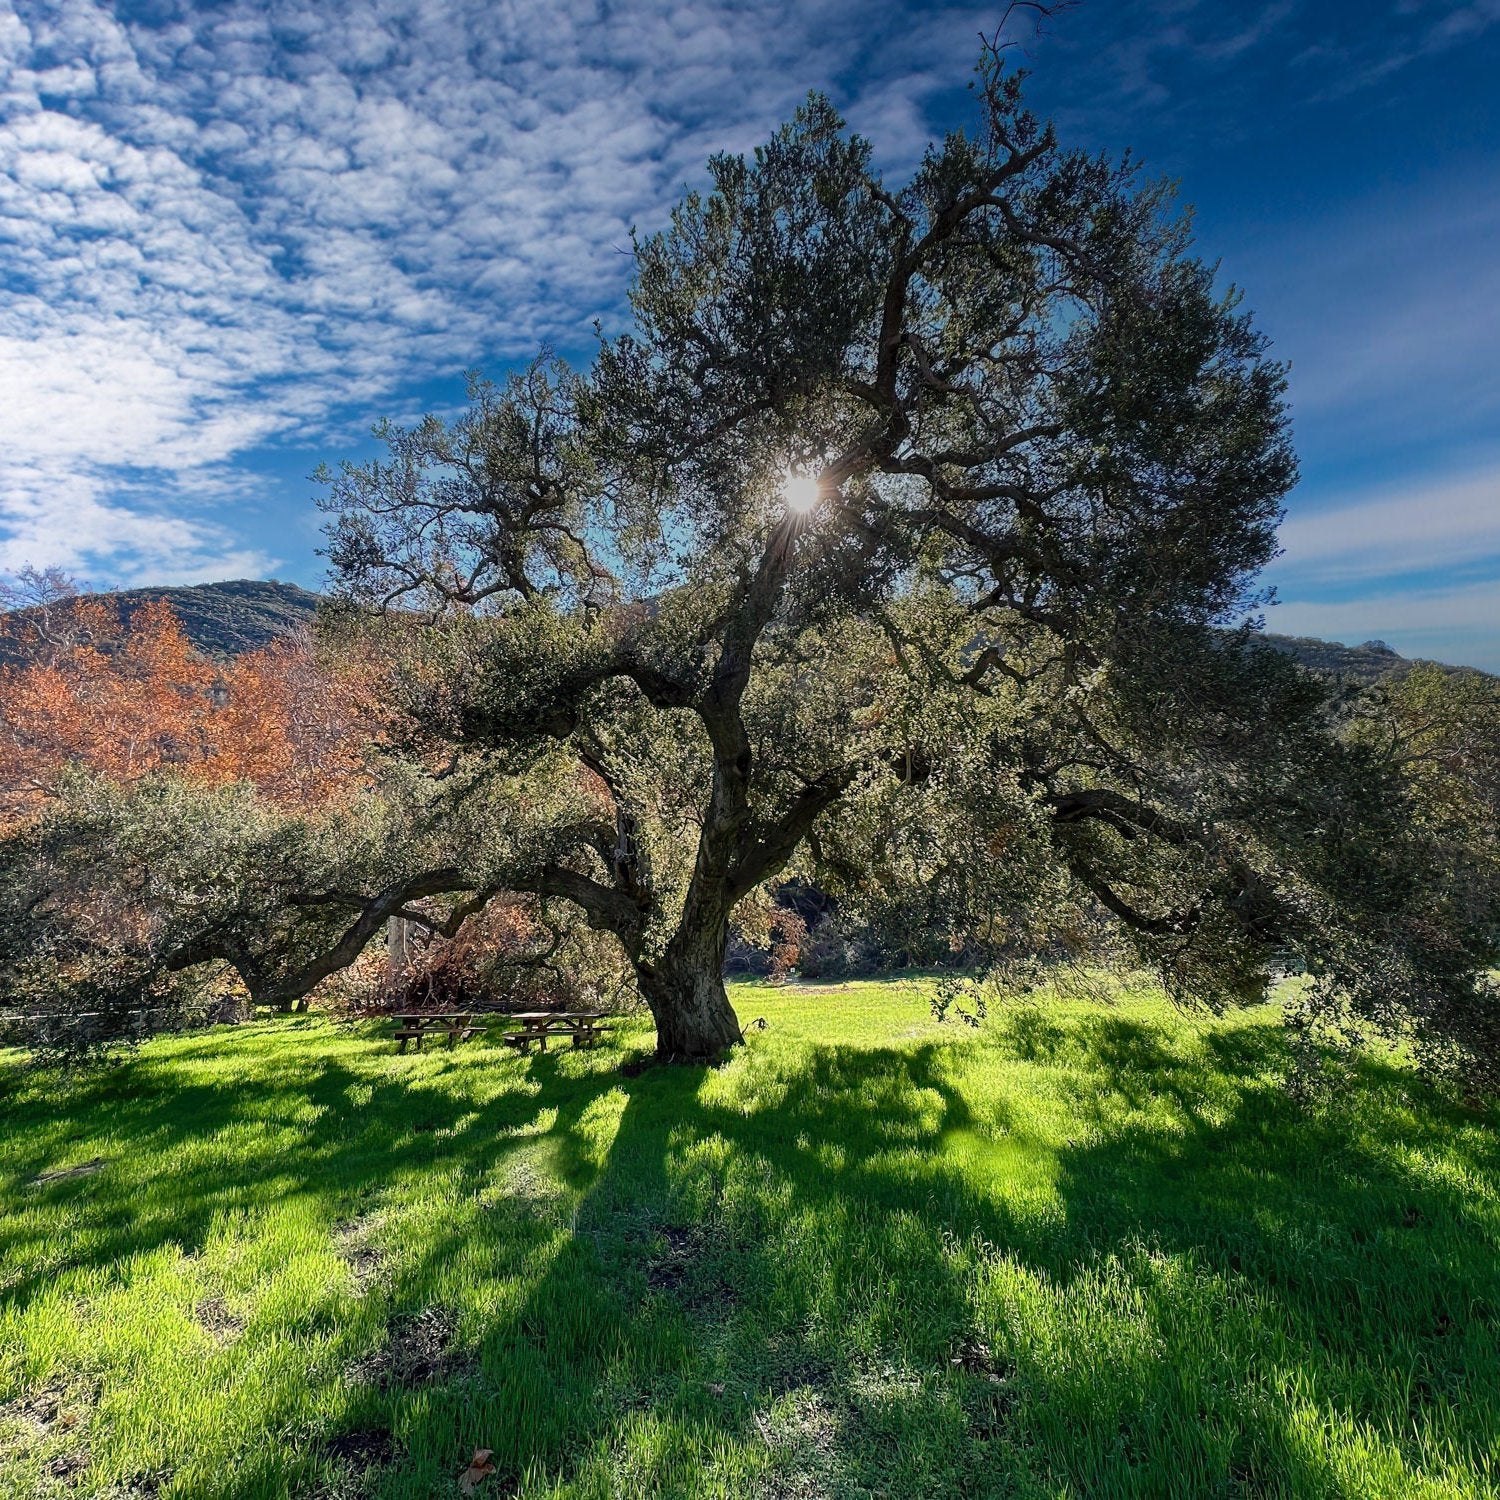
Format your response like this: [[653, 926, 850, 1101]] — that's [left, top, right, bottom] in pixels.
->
[[333, 1215, 386, 1293], [683, 1269, 740, 1318], [947, 1336, 1019, 1439], [0, 1381, 96, 1481], [104, 1473, 170, 1498], [0, 1384, 101, 1494], [308, 1426, 400, 1499], [322, 1427, 397, 1466], [46, 1445, 90, 1485], [642, 1222, 742, 1322], [194, 1295, 245, 1344], [1, 1384, 71, 1440], [948, 1338, 1020, 1440], [349, 1307, 464, 1392], [646, 1225, 699, 1291]]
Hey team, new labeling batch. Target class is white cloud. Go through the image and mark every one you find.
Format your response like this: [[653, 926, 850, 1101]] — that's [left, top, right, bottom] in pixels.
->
[[1037, 0, 1500, 122], [0, 466, 278, 583], [1276, 465, 1500, 585], [1270, 579, 1500, 674], [0, 0, 1005, 582], [1295, 0, 1500, 94], [1268, 460, 1500, 670], [3, 0, 1493, 657]]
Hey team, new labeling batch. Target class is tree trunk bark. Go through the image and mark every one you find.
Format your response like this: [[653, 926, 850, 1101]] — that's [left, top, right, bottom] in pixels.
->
[[638, 916, 743, 1062]]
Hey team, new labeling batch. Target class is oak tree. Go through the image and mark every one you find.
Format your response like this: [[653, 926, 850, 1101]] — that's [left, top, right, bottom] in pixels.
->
[[308, 58, 1494, 1070]]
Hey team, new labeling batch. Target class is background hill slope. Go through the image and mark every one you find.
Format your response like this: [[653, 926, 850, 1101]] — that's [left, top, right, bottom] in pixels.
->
[[0, 579, 319, 662], [1, 578, 1487, 682]]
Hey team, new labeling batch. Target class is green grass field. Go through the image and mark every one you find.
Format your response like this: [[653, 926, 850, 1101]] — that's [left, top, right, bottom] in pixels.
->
[[2, 980, 1497, 1499]]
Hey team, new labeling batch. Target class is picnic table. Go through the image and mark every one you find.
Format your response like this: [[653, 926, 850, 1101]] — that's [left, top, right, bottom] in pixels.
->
[[500, 1011, 612, 1054], [390, 1011, 481, 1053]]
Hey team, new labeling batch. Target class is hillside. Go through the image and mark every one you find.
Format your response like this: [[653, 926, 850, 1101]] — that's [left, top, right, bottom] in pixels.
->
[[1, 578, 1482, 683], [1258, 631, 1412, 682], [0, 578, 319, 663], [116, 578, 321, 656]]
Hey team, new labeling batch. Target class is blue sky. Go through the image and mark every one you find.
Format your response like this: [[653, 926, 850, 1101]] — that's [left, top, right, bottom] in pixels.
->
[[1, 1, 1497, 668]]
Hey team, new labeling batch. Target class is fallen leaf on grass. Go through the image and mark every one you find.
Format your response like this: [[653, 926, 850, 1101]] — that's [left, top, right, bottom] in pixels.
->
[[459, 1448, 496, 1494]]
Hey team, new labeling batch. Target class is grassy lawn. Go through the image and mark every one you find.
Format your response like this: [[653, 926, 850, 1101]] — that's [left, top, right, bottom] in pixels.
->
[[2, 980, 1497, 1499]]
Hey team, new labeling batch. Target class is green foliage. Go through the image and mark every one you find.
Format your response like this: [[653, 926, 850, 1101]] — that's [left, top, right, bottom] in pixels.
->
[[307, 53, 1328, 1065], [1261, 632, 1410, 682], [0, 773, 375, 1056], [5, 574, 1437, 683], [1322, 664, 1500, 1080], [0, 764, 595, 1053], [2, 983, 1497, 1497]]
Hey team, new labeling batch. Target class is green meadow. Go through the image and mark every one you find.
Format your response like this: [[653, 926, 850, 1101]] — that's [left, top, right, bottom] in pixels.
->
[[2, 981, 1497, 1499]]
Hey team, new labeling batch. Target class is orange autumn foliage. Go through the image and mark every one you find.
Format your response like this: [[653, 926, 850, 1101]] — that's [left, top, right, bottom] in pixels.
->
[[207, 636, 385, 804], [0, 596, 381, 820]]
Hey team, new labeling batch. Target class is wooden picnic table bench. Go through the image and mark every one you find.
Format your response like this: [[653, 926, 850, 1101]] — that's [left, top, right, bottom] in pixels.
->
[[391, 1011, 481, 1054], [500, 1011, 612, 1054]]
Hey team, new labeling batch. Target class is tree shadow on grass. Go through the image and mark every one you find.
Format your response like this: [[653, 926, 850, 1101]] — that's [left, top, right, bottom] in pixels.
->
[[309, 1013, 1500, 1498], [4, 1011, 1499, 1498], [0, 1033, 642, 1311]]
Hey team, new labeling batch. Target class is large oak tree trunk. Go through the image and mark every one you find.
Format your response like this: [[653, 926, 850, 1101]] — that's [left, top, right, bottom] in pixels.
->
[[638, 915, 743, 1061]]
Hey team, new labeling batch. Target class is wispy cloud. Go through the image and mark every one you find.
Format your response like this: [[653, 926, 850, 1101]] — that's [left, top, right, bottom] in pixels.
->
[[2, 0, 1497, 684], [1031, 0, 1500, 132], [1271, 577, 1500, 673], [1269, 458, 1500, 673], [1294, 0, 1500, 95], [1276, 464, 1500, 585], [0, 466, 278, 584]]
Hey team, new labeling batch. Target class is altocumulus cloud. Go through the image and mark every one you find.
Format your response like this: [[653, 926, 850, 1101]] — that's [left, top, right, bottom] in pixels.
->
[[4, 0, 1498, 674], [0, 0, 1003, 583]]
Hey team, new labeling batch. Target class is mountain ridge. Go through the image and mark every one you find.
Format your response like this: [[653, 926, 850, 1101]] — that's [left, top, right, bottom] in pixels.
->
[[1, 578, 321, 662], [2, 578, 1488, 683]]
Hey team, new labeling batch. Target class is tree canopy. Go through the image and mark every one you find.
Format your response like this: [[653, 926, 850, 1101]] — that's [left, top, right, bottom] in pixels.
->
[[4, 53, 1496, 1081]]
